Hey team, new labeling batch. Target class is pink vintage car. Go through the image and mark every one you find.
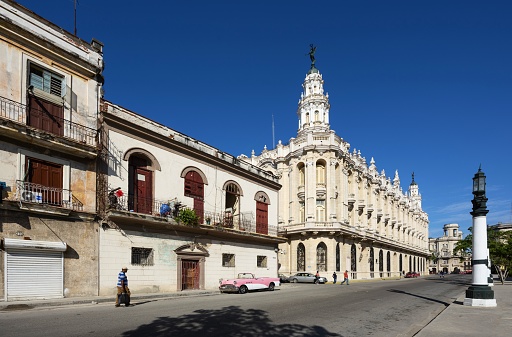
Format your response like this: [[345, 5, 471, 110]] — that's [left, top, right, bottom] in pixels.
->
[[219, 273, 280, 294]]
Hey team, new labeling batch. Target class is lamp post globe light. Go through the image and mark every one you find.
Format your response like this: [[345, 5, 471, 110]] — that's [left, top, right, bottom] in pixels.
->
[[463, 166, 497, 307]]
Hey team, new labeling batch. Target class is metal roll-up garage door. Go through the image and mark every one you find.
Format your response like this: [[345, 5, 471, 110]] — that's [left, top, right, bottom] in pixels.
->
[[7, 249, 64, 300], [4, 238, 66, 301]]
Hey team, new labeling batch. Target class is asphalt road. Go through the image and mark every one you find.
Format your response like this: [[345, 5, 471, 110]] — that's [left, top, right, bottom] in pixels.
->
[[0, 274, 471, 337]]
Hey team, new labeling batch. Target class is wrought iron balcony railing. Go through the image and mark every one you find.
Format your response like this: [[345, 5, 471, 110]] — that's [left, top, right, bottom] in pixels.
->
[[107, 194, 278, 236], [0, 95, 97, 146], [16, 180, 83, 211]]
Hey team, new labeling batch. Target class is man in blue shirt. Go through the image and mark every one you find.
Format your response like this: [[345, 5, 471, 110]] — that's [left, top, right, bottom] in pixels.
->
[[115, 266, 130, 307]]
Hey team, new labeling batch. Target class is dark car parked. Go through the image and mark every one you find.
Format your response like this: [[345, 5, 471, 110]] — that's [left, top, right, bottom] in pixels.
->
[[278, 274, 290, 283]]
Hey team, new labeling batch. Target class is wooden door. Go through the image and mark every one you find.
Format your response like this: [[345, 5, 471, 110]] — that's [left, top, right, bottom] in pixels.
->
[[193, 198, 204, 224], [135, 168, 152, 214], [181, 260, 199, 290], [256, 201, 268, 234], [28, 95, 63, 136], [27, 157, 62, 205]]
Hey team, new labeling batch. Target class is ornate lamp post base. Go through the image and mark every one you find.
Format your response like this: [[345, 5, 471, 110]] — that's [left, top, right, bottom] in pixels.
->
[[464, 285, 497, 307]]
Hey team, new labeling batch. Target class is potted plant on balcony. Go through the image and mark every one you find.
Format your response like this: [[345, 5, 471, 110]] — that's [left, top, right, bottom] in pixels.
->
[[175, 208, 199, 227]]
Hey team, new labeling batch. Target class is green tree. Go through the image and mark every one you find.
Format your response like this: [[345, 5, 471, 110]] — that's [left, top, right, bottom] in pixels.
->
[[454, 226, 512, 283]]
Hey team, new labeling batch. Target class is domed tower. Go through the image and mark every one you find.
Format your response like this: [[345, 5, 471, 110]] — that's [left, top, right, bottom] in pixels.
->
[[408, 172, 422, 210], [297, 47, 331, 135]]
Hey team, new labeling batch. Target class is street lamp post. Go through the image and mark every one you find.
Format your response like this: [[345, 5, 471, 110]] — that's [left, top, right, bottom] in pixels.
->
[[463, 166, 497, 306]]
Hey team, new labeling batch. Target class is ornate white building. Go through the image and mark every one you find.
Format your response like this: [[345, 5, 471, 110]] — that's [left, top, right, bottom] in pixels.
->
[[240, 61, 429, 280], [428, 224, 470, 274]]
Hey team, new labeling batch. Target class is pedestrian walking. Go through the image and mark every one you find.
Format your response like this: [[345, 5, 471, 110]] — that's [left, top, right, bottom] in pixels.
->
[[115, 266, 131, 307], [315, 270, 320, 284], [340, 270, 349, 285], [332, 271, 337, 284]]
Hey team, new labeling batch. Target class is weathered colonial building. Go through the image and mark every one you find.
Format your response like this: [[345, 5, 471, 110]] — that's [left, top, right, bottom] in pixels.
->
[[0, 0, 284, 301], [428, 224, 470, 274], [0, 0, 104, 300], [97, 100, 284, 294], [241, 61, 429, 279]]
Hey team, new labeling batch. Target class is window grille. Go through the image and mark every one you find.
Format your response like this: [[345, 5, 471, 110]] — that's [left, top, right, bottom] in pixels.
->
[[222, 253, 235, 267], [297, 243, 305, 271], [257, 255, 267, 268], [131, 247, 154, 266]]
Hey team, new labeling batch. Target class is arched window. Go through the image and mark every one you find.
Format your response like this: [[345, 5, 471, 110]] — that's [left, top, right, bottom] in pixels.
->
[[351, 244, 357, 279], [298, 163, 305, 187], [316, 242, 327, 272], [297, 243, 305, 272], [316, 161, 326, 185], [379, 249, 384, 277], [305, 112, 310, 124], [314, 110, 319, 122], [336, 243, 340, 271]]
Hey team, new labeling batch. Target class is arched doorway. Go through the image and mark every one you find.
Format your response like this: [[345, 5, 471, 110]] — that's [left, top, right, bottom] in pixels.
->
[[336, 243, 340, 271], [128, 154, 153, 214], [387, 251, 391, 277], [369, 247, 375, 278], [409, 255, 412, 272], [184, 170, 205, 223], [223, 181, 242, 229], [317, 242, 327, 272], [351, 244, 357, 279], [399, 254, 403, 274], [297, 243, 305, 271]]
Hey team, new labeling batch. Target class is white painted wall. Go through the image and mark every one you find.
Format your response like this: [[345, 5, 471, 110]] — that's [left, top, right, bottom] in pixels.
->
[[99, 229, 278, 295]]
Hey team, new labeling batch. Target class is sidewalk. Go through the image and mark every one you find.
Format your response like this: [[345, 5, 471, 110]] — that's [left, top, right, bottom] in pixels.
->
[[416, 280, 512, 337], [0, 289, 220, 311]]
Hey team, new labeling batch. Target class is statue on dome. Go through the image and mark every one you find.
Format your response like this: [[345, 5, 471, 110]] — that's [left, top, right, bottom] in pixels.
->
[[306, 44, 316, 66]]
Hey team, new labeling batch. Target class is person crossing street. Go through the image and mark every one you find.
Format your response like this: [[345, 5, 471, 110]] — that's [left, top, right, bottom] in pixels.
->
[[340, 270, 349, 285]]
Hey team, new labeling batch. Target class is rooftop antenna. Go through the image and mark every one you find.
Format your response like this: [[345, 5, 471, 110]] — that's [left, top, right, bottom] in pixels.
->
[[272, 113, 275, 148], [74, 0, 79, 36]]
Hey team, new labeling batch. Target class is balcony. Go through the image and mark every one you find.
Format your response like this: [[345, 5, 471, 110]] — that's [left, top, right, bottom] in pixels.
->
[[0, 95, 97, 148], [297, 185, 305, 200], [15, 180, 83, 211], [316, 183, 326, 198], [348, 193, 356, 205], [107, 195, 278, 236]]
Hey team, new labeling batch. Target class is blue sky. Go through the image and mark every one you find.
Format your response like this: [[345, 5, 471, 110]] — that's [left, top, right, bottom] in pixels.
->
[[17, 1, 512, 238]]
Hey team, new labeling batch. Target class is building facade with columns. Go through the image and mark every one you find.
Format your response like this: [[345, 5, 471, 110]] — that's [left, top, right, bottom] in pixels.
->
[[240, 61, 429, 280], [428, 224, 470, 274]]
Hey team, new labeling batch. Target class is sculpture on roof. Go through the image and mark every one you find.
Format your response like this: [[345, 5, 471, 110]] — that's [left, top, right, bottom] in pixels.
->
[[306, 44, 316, 66]]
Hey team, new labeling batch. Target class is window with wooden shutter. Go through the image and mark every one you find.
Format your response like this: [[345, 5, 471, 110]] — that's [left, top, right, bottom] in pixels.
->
[[184, 171, 204, 199]]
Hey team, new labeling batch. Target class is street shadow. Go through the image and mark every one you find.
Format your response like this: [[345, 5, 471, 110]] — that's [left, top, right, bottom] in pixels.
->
[[387, 289, 449, 307], [122, 305, 342, 337]]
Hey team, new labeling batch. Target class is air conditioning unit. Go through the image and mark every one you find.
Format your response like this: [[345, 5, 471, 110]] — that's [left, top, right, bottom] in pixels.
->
[[21, 191, 43, 203]]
